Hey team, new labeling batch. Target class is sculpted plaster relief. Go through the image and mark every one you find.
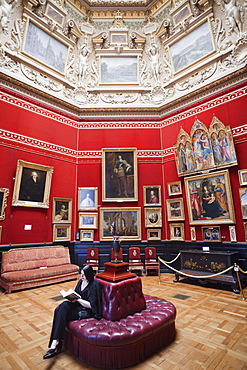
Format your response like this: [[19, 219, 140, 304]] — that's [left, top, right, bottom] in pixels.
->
[[147, 42, 161, 85], [215, 0, 245, 37], [0, 0, 18, 33], [77, 42, 90, 86]]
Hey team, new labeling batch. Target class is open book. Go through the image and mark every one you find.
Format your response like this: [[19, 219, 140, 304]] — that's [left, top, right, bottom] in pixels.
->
[[60, 289, 81, 301]]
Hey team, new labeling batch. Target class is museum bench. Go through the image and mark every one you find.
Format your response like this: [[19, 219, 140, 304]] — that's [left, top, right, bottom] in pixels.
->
[[0, 245, 79, 293], [65, 275, 176, 369]]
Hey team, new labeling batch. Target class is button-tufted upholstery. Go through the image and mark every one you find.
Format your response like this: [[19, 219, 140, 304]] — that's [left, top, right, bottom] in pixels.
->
[[65, 276, 176, 368]]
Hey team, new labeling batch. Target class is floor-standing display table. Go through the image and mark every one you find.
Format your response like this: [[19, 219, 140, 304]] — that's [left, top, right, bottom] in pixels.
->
[[174, 249, 240, 293]]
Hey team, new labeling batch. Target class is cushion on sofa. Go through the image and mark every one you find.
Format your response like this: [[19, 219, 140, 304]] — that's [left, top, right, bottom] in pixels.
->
[[1, 246, 72, 273]]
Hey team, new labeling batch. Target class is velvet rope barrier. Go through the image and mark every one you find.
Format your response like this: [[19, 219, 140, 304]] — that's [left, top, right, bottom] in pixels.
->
[[158, 256, 246, 300]]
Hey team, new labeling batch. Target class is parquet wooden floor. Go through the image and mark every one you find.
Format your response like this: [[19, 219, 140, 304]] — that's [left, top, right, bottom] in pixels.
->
[[0, 274, 246, 370]]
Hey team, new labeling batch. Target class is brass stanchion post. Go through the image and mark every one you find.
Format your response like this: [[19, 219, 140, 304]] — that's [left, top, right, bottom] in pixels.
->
[[234, 263, 246, 300]]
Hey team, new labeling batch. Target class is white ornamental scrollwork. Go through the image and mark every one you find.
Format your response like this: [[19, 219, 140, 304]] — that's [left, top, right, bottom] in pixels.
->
[[176, 64, 217, 91], [5, 18, 25, 52], [212, 18, 232, 52], [220, 35, 247, 69], [20, 64, 63, 91], [100, 93, 139, 104], [0, 43, 19, 72]]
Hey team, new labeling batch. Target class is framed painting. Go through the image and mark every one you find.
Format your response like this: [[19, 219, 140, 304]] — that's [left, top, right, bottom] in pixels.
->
[[102, 148, 138, 202], [184, 170, 235, 225], [79, 212, 98, 229], [53, 224, 71, 242], [147, 229, 161, 241], [145, 208, 162, 228], [78, 187, 98, 211], [80, 230, 94, 242], [202, 226, 221, 242], [0, 226, 2, 243], [170, 223, 184, 241], [166, 198, 185, 221], [12, 160, 54, 208], [167, 181, 182, 196], [244, 223, 247, 243], [239, 188, 247, 220], [238, 170, 247, 186], [45, 4, 65, 25], [100, 56, 138, 84], [0, 188, 9, 221], [52, 198, 72, 223], [100, 207, 141, 241], [144, 186, 161, 206], [23, 20, 69, 74], [190, 226, 196, 241], [169, 20, 214, 74], [229, 225, 237, 243]]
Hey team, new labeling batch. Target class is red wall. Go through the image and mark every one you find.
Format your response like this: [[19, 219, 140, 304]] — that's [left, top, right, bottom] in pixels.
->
[[0, 84, 246, 244]]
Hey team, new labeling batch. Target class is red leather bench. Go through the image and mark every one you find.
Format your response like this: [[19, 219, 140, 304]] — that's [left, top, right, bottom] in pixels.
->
[[65, 276, 176, 369]]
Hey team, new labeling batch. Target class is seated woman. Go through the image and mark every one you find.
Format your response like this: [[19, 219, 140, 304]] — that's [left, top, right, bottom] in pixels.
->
[[43, 264, 102, 359]]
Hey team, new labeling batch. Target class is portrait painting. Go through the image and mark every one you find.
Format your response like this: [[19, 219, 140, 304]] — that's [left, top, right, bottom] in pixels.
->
[[229, 225, 237, 243], [78, 187, 98, 211], [170, 223, 184, 241], [102, 148, 138, 202], [147, 229, 161, 241], [144, 186, 161, 206], [79, 212, 98, 229], [52, 198, 72, 223], [12, 160, 54, 208], [53, 224, 71, 242], [238, 170, 247, 186], [0, 188, 9, 221], [80, 230, 94, 242], [190, 226, 196, 241], [184, 170, 235, 225], [166, 198, 185, 221], [23, 20, 69, 74], [202, 226, 221, 242], [145, 208, 162, 228], [167, 181, 182, 196], [100, 207, 141, 241], [239, 188, 247, 220]]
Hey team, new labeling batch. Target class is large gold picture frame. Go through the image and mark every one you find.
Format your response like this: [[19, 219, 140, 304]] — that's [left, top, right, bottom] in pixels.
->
[[0, 188, 9, 221], [53, 224, 71, 242], [184, 169, 235, 225], [102, 148, 138, 202], [143, 186, 161, 206], [12, 160, 54, 208], [100, 207, 141, 241]]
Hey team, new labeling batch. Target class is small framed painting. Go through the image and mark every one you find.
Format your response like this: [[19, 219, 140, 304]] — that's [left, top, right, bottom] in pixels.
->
[[78, 187, 98, 211], [229, 225, 237, 242], [52, 198, 72, 223], [202, 226, 221, 242], [80, 229, 94, 242], [144, 186, 161, 206], [239, 188, 247, 220], [53, 224, 71, 242], [0, 225, 2, 243], [166, 198, 185, 221], [0, 188, 9, 221], [170, 223, 184, 241], [145, 208, 162, 228], [244, 222, 247, 243], [190, 226, 196, 241], [167, 181, 182, 196], [238, 170, 247, 186], [147, 229, 161, 241], [79, 212, 98, 229]]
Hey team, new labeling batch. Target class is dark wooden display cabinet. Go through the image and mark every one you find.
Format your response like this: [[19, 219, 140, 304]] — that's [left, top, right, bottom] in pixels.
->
[[174, 249, 243, 293]]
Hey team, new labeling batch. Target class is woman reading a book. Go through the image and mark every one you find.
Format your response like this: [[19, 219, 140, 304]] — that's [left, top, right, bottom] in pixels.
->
[[43, 264, 101, 359]]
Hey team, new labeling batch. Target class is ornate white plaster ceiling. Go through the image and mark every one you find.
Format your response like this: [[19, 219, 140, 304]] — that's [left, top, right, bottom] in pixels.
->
[[78, 0, 154, 7]]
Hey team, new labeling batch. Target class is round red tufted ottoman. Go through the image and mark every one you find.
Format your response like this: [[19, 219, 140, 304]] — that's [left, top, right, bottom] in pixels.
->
[[65, 294, 176, 369]]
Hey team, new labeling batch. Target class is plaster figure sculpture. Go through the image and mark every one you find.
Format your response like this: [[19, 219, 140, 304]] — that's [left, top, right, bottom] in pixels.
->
[[0, 0, 17, 32], [218, 0, 243, 36], [148, 43, 160, 85], [78, 44, 90, 86]]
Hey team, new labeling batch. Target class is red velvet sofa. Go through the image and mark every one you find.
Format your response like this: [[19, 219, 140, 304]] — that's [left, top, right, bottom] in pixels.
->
[[0, 246, 79, 293], [65, 276, 176, 369]]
